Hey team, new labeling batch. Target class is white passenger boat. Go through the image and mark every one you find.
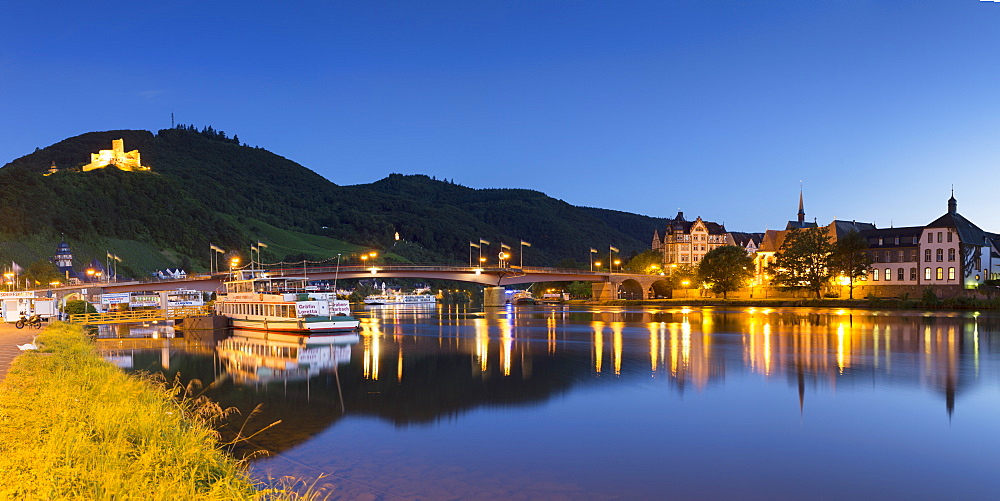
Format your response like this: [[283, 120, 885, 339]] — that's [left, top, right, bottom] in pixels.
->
[[214, 269, 359, 337], [363, 293, 437, 305]]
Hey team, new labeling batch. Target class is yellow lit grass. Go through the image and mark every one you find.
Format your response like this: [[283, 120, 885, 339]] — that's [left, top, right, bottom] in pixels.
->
[[0, 322, 288, 500]]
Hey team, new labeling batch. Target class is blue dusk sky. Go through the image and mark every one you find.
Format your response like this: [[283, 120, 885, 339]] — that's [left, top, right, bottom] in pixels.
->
[[2, 1, 999, 233]]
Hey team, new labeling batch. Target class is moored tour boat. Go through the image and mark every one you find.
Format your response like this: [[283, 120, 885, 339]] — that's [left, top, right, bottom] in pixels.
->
[[214, 269, 359, 338], [363, 293, 437, 305]]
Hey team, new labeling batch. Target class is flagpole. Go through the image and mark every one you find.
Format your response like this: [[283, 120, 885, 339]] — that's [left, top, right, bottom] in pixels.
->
[[333, 253, 341, 296], [479, 239, 490, 267]]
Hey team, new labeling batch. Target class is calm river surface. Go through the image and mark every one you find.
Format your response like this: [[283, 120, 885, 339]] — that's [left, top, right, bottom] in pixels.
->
[[99, 305, 1000, 500]]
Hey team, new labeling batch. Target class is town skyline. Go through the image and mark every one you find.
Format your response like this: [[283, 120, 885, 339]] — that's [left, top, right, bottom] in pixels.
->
[[3, 1, 1000, 231]]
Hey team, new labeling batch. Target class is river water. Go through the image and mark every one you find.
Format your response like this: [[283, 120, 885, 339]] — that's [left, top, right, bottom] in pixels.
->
[[99, 305, 1000, 500]]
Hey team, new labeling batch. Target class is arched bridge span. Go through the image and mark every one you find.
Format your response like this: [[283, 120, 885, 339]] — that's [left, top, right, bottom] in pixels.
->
[[50, 265, 669, 300]]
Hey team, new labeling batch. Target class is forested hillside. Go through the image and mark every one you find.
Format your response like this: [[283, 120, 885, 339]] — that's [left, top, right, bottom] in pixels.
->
[[0, 128, 667, 276]]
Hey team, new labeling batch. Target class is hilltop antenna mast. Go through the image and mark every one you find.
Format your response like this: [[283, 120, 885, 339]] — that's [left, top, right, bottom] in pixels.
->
[[171, 112, 174, 129]]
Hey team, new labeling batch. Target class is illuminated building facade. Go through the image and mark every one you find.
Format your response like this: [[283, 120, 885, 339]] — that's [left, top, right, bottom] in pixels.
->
[[860, 226, 922, 286], [81, 139, 149, 172], [753, 192, 1000, 295], [917, 193, 1000, 288], [652, 211, 729, 265]]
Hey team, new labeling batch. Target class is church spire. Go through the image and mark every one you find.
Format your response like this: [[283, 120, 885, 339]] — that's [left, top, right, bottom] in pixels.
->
[[797, 183, 805, 224], [948, 187, 957, 214]]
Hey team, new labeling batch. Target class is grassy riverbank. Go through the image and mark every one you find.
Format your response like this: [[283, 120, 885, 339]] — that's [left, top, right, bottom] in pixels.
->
[[0, 323, 281, 500]]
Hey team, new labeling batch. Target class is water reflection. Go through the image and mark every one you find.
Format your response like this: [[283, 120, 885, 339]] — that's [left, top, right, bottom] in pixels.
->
[[99, 307, 1000, 498], [107, 308, 997, 423], [217, 331, 356, 384]]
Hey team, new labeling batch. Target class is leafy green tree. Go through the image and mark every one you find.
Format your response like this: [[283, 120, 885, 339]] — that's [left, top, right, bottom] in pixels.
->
[[23, 259, 61, 288], [829, 230, 871, 299], [697, 245, 754, 299], [64, 299, 97, 315], [348, 282, 380, 302], [664, 264, 699, 290], [624, 249, 664, 274], [770, 227, 834, 298], [566, 281, 593, 299]]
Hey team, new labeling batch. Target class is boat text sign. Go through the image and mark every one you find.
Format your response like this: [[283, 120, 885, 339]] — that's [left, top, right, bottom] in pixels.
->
[[296, 302, 324, 317]]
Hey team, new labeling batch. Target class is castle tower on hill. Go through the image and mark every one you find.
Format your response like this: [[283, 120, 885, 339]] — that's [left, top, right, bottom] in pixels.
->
[[54, 241, 72, 269], [81, 138, 149, 172]]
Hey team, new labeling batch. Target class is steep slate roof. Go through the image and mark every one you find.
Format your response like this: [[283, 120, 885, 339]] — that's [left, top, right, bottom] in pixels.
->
[[663, 211, 727, 235], [785, 220, 819, 230], [730, 232, 764, 248], [859, 226, 923, 247], [702, 221, 728, 234], [829, 220, 876, 239], [926, 211, 990, 246], [759, 220, 874, 253], [757, 229, 788, 253]]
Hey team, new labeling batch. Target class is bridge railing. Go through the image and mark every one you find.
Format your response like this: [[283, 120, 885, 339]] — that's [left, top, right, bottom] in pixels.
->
[[69, 305, 213, 325], [264, 264, 622, 276]]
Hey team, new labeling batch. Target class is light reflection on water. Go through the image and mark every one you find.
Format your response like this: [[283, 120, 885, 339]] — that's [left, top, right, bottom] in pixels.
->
[[102, 306, 1000, 500]]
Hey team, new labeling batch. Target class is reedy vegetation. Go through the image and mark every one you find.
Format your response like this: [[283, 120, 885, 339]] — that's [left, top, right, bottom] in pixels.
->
[[0, 323, 300, 500]]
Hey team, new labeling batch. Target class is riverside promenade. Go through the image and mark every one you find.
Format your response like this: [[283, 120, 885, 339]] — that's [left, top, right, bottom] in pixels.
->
[[0, 322, 44, 381]]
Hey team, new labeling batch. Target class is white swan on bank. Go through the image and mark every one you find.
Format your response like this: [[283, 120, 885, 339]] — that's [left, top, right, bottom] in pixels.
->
[[16, 336, 38, 351]]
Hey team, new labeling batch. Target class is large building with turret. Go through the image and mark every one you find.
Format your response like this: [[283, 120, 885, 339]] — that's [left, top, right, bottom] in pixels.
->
[[652, 211, 729, 266]]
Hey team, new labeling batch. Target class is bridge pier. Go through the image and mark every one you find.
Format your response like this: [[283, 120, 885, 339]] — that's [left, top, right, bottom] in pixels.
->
[[483, 287, 506, 307], [591, 282, 615, 301]]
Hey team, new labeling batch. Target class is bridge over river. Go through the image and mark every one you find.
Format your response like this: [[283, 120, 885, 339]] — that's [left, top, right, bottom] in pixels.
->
[[43, 265, 671, 304]]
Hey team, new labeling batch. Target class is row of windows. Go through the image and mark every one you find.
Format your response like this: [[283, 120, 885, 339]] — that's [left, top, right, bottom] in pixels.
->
[[870, 267, 956, 281], [871, 268, 917, 281], [870, 248, 962, 263], [928, 231, 954, 244], [926, 267, 956, 280], [667, 234, 725, 243], [873, 237, 920, 246], [872, 250, 918, 263], [923, 248, 956, 262], [220, 302, 298, 318]]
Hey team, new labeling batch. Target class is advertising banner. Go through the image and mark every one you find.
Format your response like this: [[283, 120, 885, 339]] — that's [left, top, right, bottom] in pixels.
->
[[129, 295, 160, 308], [101, 292, 131, 305]]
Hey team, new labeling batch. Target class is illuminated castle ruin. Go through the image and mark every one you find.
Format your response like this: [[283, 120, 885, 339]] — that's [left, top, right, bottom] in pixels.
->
[[81, 139, 150, 172]]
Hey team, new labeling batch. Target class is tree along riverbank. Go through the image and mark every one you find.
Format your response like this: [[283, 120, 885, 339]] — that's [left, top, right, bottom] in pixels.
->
[[0, 322, 303, 500]]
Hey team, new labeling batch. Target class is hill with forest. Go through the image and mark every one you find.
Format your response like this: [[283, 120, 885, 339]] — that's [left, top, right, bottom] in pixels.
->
[[0, 127, 669, 278]]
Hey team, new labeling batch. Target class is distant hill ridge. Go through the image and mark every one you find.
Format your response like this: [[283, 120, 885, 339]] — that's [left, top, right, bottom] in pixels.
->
[[0, 128, 667, 275]]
